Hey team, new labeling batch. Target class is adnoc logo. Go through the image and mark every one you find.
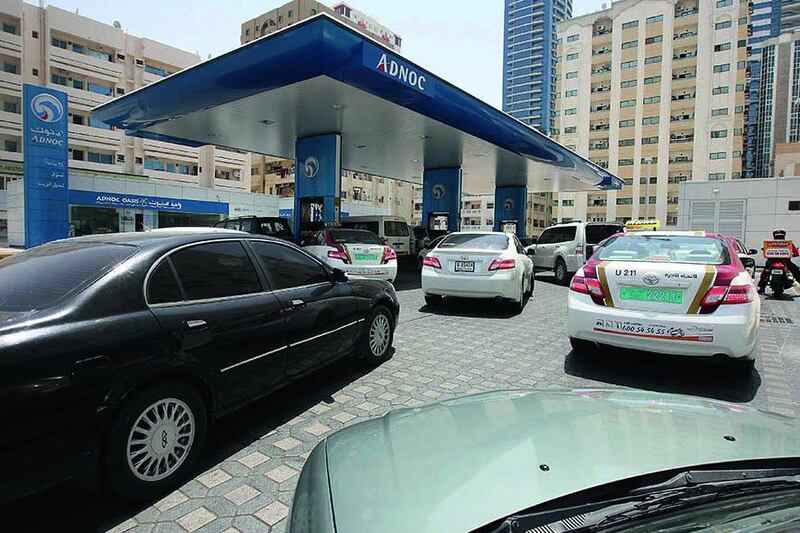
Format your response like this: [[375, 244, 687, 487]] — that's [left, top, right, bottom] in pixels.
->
[[30, 93, 64, 123], [504, 198, 515, 212], [303, 156, 320, 178], [376, 53, 426, 92], [431, 183, 445, 199]]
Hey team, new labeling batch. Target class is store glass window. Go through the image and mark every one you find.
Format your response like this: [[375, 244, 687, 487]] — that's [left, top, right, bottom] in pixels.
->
[[70, 206, 119, 236]]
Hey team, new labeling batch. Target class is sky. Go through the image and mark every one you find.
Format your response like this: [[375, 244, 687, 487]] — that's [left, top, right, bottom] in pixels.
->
[[39, 0, 606, 109]]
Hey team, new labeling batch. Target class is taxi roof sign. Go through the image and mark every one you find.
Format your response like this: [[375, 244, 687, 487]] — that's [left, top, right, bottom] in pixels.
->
[[624, 219, 661, 232]]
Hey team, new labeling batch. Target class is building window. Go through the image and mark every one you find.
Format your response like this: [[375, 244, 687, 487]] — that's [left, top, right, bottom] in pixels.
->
[[31, 30, 38, 38], [2, 62, 16, 74], [51, 37, 67, 49], [4, 140, 17, 152], [620, 99, 636, 108], [711, 108, 729, 116], [144, 64, 170, 77], [620, 60, 638, 69], [716, 0, 732, 6], [734, 106, 744, 113], [642, 116, 659, 125], [565, 89, 578, 97], [2, 23, 16, 35], [714, 42, 731, 52], [564, 126, 577, 133], [87, 82, 112, 96], [646, 14, 664, 24], [621, 79, 637, 88], [3, 101, 17, 113], [709, 152, 727, 160], [643, 96, 661, 104], [566, 71, 578, 79], [644, 75, 661, 84], [619, 119, 635, 127], [622, 20, 639, 29], [622, 40, 638, 49], [644, 55, 662, 64], [789, 201, 800, 211], [566, 52, 579, 60], [736, 83, 745, 91], [712, 64, 730, 73], [738, 16, 747, 25], [711, 129, 728, 138], [51, 74, 67, 86], [712, 86, 729, 95], [619, 138, 635, 146], [562, 199, 574, 206], [619, 159, 634, 166], [642, 136, 659, 144], [617, 197, 633, 205], [72, 79, 84, 90], [567, 34, 579, 42], [709, 172, 726, 180], [88, 152, 114, 165], [715, 20, 732, 30], [565, 108, 577, 115]]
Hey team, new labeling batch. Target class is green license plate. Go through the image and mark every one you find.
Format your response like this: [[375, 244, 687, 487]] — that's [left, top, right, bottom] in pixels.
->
[[354, 253, 379, 261], [619, 287, 683, 304]]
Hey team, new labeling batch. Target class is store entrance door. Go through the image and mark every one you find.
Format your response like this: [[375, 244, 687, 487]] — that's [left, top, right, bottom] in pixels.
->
[[135, 213, 144, 232]]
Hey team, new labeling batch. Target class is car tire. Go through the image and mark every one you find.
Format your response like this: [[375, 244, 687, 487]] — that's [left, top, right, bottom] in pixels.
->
[[554, 259, 569, 285], [525, 271, 535, 298], [569, 337, 595, 353], [424, 294, 442, 307], [106, 381, 207, 501], [359, 305, 395, 366]]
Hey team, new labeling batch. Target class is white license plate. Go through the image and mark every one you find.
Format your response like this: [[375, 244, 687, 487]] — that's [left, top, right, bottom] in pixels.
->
[[454, 261, 475, 272], [773, 269, 785, 274]]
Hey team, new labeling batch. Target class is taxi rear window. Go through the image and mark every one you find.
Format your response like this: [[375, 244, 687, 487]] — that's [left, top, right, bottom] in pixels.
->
[[596, 235, 730, 265]]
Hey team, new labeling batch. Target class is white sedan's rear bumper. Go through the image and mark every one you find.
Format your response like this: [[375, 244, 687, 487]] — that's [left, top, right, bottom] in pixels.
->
[[421, 268, 520, 300], [566, 292, 760, 359], [342, 262, 397, 283]]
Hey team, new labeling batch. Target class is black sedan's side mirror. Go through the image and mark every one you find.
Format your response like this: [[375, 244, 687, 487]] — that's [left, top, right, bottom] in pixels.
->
[[748, 249, 758, 255], [331, 268, 348, 283]]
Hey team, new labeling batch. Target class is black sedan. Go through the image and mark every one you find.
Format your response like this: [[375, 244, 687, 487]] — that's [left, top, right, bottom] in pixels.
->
[[0, 229, 399, 502]]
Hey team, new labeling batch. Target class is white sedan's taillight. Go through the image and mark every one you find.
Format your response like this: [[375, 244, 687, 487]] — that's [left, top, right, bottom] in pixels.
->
[[700, 285, 754, 313], [488, 258, 516, 271], [422, 255, 442, 269]]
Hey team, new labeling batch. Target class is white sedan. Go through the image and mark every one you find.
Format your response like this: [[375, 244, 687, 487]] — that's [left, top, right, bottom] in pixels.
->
[[304, 228, 397, 282], [566, 231, 760, 369], [421, 231, 534, 310]]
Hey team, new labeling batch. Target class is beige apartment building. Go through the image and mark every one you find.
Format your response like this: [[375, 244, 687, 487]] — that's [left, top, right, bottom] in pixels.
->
[[553, 0, 748, 227], [0, 0, 255, 239]]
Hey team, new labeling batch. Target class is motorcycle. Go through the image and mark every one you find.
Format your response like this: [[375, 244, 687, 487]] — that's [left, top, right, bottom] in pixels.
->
[[768, 261, 795, 296]]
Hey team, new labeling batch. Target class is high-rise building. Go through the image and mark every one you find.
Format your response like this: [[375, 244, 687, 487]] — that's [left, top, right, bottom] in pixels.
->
[[502, 0, 572, 134], [241, 1, 401, 50], [553, 0, 749, 227], [752, 29, 800, 177], [0, 0, 259, 244]]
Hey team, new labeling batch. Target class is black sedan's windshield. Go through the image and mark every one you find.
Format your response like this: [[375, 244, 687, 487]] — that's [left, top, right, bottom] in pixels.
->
[[0, 242, 138, 312]]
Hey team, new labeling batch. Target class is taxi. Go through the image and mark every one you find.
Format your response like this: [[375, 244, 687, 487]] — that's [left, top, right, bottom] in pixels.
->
[[566, 231, 760, 368]]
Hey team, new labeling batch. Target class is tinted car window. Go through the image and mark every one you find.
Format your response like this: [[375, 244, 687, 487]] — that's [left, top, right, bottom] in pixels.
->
[[239, 218, 256, 233], [342, 221, 380, 235], [556, 226, 578, 243], [440, 234, 508, 250], [251, 242, 329, 290], [147, 260, 183, 304], [384, 221, 409, 237], [330, 229, 382, 245], [225, 219, 241, 230], [538, 229, 554, 244], [170, 241, 261, 300], [0, 242, 137, 312], [585, 224, 622, 244]]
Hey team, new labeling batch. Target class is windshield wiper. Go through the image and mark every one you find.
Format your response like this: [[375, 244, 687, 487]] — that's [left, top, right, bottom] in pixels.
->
[[488, 468, 800, 533]]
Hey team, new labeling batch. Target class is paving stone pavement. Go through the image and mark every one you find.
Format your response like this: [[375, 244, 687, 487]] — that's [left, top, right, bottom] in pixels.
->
[[7, 268, 800, 532]]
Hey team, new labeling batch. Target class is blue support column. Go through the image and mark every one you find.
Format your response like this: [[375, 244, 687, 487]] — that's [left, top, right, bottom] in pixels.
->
[[494, 186, 527, 238], [294, 133, 341, 240], [421, 167, 461, 232]]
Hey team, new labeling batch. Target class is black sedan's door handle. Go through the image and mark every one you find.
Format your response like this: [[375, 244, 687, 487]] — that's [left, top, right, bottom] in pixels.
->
[[289, 299, 306, 310], [183, 319, 208, 331]]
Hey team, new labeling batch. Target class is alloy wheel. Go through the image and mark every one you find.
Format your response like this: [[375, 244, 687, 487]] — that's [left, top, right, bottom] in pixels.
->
[[126, 398, 195, 482], [369, 314, 391, 356]]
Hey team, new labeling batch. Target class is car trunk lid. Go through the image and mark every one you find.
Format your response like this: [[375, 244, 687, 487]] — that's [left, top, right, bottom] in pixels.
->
[[597, 261, 715, 314], [343, 244, 386, 265]]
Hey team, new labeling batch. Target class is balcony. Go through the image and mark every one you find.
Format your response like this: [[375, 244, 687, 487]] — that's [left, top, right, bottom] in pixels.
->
[[589, 143, 609, 151], [591, 64, 611, 75], [0, 109, 20, 136], [51, 82, 113, 109], [69, 158, 124, 174], [670, 133, 694, 144], [673, 51, 697, 62], [590, 84, 611, 94], [214, 177, 247, 190], [673, 29, 698, 41], [670, 112, 695, 122], [49, 46, 123, 83], [592, 28, 612, 37], [68, 122, 124, 151], [675, 8, 699, 18], [592, 47, 612, 56], [591, 103, 611, 112], [462, 208, 483, 215], [143, 167, 200, 185], [0, 30, 21, 58], [672, 69, 696, 80], [0, 69, 21, 94], [589, 123, 610, 131], [671, 92, 696, 102]]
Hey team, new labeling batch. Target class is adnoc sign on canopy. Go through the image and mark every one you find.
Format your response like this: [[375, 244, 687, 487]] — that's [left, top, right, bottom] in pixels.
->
[[23, 84, 69, 248], [362, 43, 435, 96]]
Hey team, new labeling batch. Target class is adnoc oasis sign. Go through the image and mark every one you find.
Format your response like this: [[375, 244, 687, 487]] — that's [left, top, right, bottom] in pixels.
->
[[362, 43, 435, 96], [23, 84, 69, 248]]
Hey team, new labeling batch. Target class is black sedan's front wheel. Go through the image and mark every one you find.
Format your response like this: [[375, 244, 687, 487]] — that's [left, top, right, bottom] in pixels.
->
[[106, 380, 207, 501], [359, 305, 394, 366]]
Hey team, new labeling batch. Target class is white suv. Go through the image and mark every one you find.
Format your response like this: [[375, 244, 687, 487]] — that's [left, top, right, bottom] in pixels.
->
[[526, 222, 622, 284]]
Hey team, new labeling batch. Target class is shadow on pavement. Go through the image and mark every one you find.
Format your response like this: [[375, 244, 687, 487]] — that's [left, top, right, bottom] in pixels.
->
[[3, 353, 384, 532], [393, 259, 421, 292], [420, 296, 526, 318], [564, 348, 761, 403]]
